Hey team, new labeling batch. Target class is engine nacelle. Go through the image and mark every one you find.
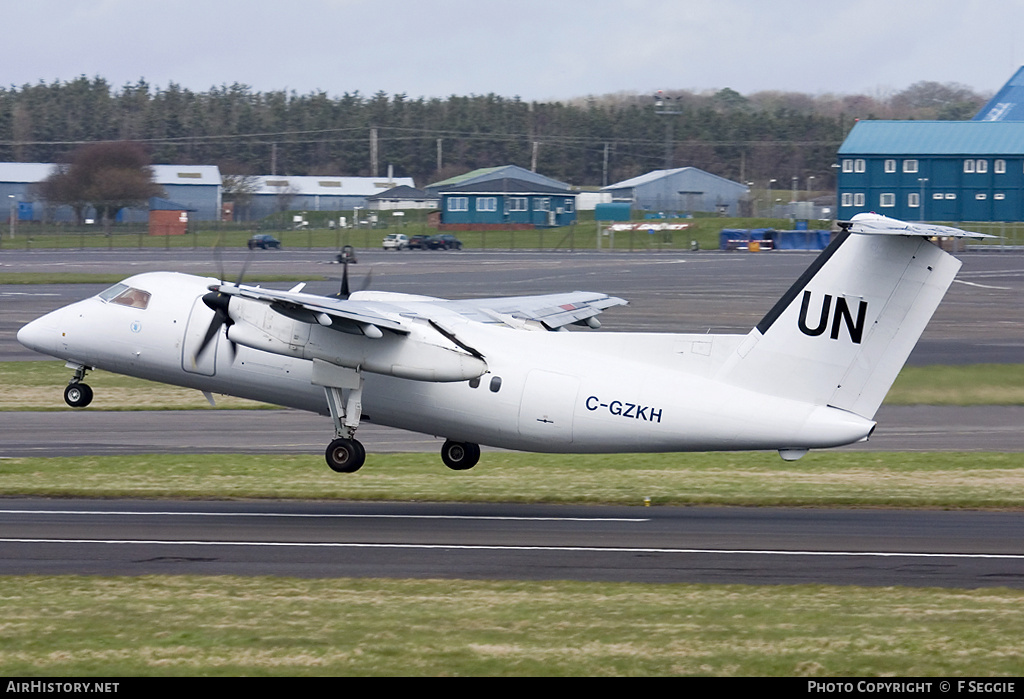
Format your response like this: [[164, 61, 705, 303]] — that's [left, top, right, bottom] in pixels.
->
[[226, 302, 487, 382]]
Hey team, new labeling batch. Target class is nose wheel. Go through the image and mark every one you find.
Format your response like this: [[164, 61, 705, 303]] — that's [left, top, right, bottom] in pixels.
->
[[63, 382, 93, 408], [63, 364, 94, 408]]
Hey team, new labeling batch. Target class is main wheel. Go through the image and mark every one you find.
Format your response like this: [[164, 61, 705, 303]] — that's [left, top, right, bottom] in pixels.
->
[[64, 383, 93, 408], [325, 438, 366, 473], [441, 440, 480, 470]]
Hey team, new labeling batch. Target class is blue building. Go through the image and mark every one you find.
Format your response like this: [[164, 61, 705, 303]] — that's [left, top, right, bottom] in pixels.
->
[[836, 121, 1024, 222], [439, 178, 576, 228], [425, 165, 568, 199]]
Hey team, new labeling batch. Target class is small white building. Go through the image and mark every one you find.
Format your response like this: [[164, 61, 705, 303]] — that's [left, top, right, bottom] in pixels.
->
[[366, 185, 438, 210]]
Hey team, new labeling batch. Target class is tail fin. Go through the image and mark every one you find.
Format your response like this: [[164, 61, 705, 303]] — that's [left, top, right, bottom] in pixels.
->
[[719, 214, 982, 419]]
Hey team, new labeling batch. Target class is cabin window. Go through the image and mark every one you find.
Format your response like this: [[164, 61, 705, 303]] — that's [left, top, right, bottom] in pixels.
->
[[468, 377, 480, 389], [489, 376, 502, 393]]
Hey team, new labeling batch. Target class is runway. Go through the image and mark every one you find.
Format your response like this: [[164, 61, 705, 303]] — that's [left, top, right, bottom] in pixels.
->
[[2, 498, 1022, 588]]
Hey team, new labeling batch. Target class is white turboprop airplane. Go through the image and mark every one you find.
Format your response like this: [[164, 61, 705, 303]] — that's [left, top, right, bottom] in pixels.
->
[[17, 213, 984, 472]]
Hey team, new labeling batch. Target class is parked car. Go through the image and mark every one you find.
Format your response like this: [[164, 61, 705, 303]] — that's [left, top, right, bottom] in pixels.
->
[[382, 233, 409, 251], [426, 234, 463, 250], [247, 234, 282, 250], [407, 234, 431, 250]]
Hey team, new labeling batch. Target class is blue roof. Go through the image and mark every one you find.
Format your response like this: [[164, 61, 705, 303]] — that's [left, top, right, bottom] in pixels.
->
[[839, 120, 1024, 156], [973, 66, 1024, 121]]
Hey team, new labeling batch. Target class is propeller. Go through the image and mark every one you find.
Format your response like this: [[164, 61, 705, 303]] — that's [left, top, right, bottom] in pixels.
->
[[194, 247, 252, 361]]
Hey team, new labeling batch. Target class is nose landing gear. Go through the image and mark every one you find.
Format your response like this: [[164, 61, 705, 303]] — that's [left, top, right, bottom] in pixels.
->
[[63, 364, 94, 408]]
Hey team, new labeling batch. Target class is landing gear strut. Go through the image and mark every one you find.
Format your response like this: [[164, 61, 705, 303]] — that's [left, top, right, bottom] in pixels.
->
[[441, 440, 481, 470], [64, 364, 93, 408], [319, 362, 366, 473]]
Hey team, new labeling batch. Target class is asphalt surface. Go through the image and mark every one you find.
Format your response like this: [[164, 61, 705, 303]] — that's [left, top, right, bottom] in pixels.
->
[[2, 246, 1023, 586], [1, 498, 1022, 588]]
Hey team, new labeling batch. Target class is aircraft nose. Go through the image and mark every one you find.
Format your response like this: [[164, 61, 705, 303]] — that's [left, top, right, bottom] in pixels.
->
[[17, 311, 60, 355]]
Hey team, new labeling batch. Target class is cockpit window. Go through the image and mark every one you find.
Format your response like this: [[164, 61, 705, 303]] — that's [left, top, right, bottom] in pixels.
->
[[99, 283, 151, 310]]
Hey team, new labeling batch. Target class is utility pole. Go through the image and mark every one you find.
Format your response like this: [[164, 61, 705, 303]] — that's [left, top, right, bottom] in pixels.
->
[[270, 143, 277, 176], [436, 138, 443, 172], [531, 141, 539, 172], [370, 128, 379, 178], [602, 143, 610, 187]]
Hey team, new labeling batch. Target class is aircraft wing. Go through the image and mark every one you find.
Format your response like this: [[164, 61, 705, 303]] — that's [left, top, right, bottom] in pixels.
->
[[443, 292, 628, 330], [218, 284, 625, 333], [222, 284, 411, 334]]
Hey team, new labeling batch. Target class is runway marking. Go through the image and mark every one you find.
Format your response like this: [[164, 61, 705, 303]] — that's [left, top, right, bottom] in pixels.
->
[[953, 279, 1012, 290], [1, 538, 1022, 560], [0, 509, 648, 523]]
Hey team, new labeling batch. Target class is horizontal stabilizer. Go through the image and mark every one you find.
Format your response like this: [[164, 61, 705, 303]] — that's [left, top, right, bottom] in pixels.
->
[[842, 213, 995, 239]]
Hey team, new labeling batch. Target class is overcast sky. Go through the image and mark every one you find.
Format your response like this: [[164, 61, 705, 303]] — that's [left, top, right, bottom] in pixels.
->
[[5, 0, 1021, 101]]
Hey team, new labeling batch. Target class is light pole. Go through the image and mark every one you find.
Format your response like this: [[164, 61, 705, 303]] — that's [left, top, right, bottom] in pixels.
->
[[807, 175, 815, 200], [8, 195, 15, 240], [767, 179, 776, 217], [917, 178, 928, 222]]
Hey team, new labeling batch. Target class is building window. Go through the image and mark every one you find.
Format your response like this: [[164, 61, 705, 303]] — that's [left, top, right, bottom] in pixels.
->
[[534, 198, 550, 212], [975, 193, 988, 200], [880, 193, 895, 207], [853, 193, 865, 207], [447, 197, 468, 212], [509, 197, 528, 212], [908, 193, 920, 208], [854, 159, 866, 173], [995, 159, 1006, 174], [945, 193, 957, 200], [995, 193, 1006, 200], [476, 197, 497, 212], [933, 193, 944, 200], [842, 159, 853, 173], [841, 193, 852, 207], [977, 159, 988, 173], [903, 160, 919, 173], [884, 159, 896, 173], [563, 199, 574, 213], [964, 159, 975, 173]]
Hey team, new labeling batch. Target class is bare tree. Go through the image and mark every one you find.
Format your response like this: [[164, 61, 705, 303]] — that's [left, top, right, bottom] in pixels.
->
[[38, 142, 162, 227]]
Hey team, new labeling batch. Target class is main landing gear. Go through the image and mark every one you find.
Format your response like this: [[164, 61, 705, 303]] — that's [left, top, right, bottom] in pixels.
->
[[63, 364, 93, 408], [316, 362, 481, 473]]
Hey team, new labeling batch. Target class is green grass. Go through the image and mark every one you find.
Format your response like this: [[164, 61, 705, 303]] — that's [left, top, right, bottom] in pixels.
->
[[2, 451, 1023, 508], [1, 576, 1022, 676]]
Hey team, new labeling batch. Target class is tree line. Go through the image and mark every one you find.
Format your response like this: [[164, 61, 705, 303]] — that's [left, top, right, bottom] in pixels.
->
[[0, 76, 990, 191]]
